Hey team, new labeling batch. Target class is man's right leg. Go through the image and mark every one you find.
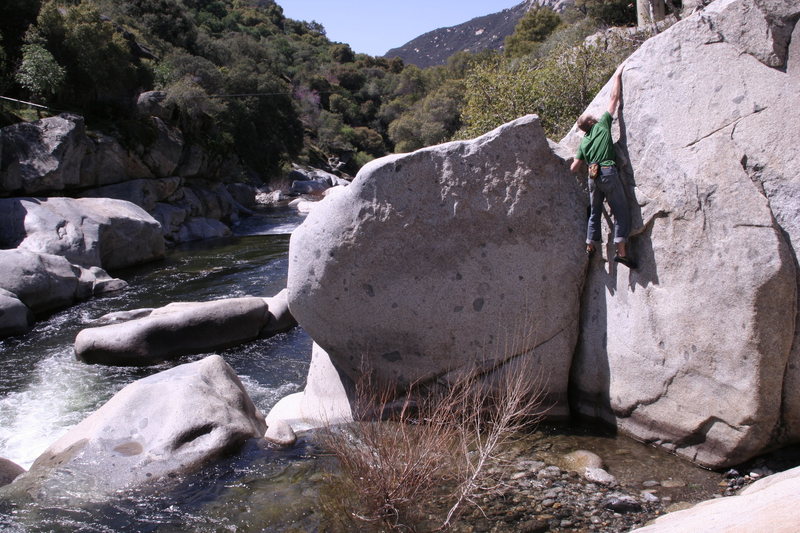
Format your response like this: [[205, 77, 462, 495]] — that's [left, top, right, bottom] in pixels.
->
[[586, 180, 604, 253]]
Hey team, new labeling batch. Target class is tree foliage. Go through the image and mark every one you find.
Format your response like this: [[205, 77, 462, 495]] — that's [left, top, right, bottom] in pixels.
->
[[504, 7, 563, 58], [576, 0, 637, 26], [0, 0, 642, 178], [15, 43, 66, 101]]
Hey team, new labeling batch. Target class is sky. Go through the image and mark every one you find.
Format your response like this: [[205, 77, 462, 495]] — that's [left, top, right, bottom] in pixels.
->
[[278, 1, 523, 57]]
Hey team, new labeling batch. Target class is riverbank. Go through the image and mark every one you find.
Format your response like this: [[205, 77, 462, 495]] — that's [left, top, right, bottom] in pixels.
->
[[416, 425, 800, 532]]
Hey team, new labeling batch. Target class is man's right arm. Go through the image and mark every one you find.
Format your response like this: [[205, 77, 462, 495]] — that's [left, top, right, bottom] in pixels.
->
[[570, 158, 584, 174]]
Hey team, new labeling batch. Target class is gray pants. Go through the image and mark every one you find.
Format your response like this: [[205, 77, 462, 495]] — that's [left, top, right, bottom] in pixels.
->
[[587, 165, 630, 244]]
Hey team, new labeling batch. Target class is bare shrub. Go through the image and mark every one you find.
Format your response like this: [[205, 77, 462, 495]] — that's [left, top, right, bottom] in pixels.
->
[[316, 331, 548, 532]]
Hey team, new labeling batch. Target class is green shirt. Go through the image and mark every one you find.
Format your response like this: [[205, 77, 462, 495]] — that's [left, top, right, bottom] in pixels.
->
[[576, 111, 616, 167]]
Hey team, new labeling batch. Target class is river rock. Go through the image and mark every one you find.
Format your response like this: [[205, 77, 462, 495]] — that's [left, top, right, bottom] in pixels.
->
[[75, 297, 271, 366], [289, 165, 350, 187], [0, 288, 34, 337], [0, 458, 25, 487], [0, 197, 164, 271], [2, 355, 266, 502], [91, 307, 155, 326], [631, 465, 800, 532], [585, 467, 617, 485], [261, 289, 298, 337], [141, 117, 183, 178], [136, 90, 174, 120], [80, 132, 153, 187], [266, 343, 354, 431], [0, 249, 123, 316], [287, 115, 586, 415], [290, 179, 328, 196], [561, 450, 604, 472], [151, 202, 188, 241], [0, 113, 88, 195], [264, 419, 297, 447], [82, 177, 182, 212], [227, 182, 257, 209], [176, 217, 231, 242], [562, 0, 800, 467]]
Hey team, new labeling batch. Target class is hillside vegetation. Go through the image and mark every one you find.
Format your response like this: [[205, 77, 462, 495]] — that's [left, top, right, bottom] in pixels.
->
[[0, 0, 650, 181]]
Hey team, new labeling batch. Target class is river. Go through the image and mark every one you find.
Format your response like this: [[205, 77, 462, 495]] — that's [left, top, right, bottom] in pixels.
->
[[0, 206, 730, 532], [0, 206, 326, 531]]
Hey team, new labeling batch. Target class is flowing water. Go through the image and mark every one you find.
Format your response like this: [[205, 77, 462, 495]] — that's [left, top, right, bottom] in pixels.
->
[[0, 206, 325, 531], [0, 206, 729, 532]]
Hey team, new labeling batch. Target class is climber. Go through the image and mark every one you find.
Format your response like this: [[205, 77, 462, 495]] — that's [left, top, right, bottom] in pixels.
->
[[569, 65, 637, 269]]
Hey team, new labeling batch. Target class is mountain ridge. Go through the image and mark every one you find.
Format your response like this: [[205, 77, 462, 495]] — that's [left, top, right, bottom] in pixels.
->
[[384, 0, 572, 68]]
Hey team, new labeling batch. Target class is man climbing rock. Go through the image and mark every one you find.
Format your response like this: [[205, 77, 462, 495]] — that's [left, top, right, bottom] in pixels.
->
[[569, 66, 637, 269]]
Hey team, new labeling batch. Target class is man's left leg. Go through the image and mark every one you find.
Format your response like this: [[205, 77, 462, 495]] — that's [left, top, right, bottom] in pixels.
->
[[602, 167, 636, 268]]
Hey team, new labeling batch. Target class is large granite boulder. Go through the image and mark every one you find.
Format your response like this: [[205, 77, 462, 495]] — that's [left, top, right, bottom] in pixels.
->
[[0, 114, 88, 195], [1, 355, 266, 502], [287, 115, 586, 416], [0, 197, 165, 271], [74, 297, 272, 366], [561, 0, 800, 467]]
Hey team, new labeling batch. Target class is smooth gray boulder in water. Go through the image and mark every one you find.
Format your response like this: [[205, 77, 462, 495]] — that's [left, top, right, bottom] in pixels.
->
[[261, 289, 298, 337], [0, 197, 165, 271], [1, 355, 266, 502], [0, 288, 34, 337], [561, 0, 800, 467], [287, 115, 586, 416], [0, 249, 126, 316], [0, 458, 25, 487], [75, 297, 272, 366]]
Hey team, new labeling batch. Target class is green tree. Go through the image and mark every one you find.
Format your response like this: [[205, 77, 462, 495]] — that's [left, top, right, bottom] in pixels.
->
[[32, 2, 150, 113], [504, 7, 563, 58], [388, 79, 464, 152], [15, 43, 66, 101], [533, 43, 620, 136], [456, 56, 540, 139]]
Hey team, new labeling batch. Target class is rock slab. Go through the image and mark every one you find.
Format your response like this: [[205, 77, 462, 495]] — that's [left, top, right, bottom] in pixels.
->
[[75, 297, 271, 366]]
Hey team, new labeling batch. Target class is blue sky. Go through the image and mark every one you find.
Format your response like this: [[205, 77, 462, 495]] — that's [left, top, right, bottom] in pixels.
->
[[278, 1, 522, 57]]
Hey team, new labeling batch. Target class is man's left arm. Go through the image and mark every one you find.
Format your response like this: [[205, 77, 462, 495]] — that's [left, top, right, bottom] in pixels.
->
[[607, 65, 624, 117]]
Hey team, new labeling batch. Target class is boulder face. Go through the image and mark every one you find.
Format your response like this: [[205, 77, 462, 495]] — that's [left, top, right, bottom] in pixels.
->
[[3, 355, 266, 502], [561, 0, 800, 467], [0, 197, 165, 271], [0, 114, 88, 195], [288, 115, 587, 415]]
